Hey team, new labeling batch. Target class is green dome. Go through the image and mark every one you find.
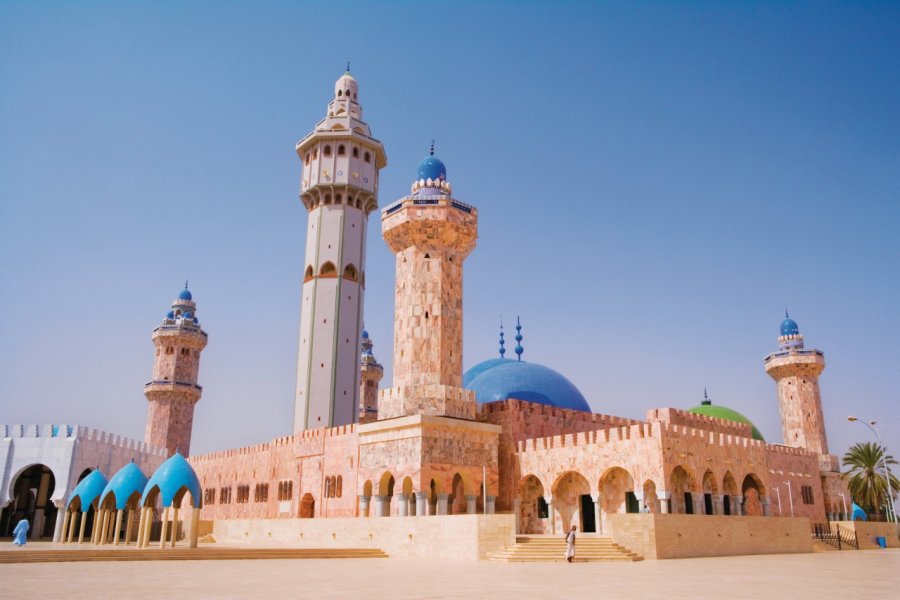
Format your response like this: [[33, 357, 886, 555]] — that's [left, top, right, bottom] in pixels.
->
[[689, 404, 765, 441]]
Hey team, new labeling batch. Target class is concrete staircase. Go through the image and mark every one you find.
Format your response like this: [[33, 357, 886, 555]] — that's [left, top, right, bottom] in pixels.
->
[[492, 535, 642, 562], [811, 539, 841, 552], [0, 546, 388, 564]]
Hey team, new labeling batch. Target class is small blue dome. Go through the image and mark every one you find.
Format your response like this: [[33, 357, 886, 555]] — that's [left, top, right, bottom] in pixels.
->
[[167, 311, 175, 319], [416, 156, 446, 182], [183, 311, 192, 319], [192, 317, 199, 324], [780, 317, 799, 336], [100, 462, 149, 510], [362, 329, 369, 339], [141, 452, 203, 508], [178, 288, 193, 301], [466, 360, 591, 412], [67, 470, 109, 512]]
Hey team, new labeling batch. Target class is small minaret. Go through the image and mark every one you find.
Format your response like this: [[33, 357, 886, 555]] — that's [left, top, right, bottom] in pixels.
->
[[358, 327, 383, 423], [764, 312, 830, 457], [293, 69, 387, 431], [144, 284, 208, 457], [379, 147, 479, 419]]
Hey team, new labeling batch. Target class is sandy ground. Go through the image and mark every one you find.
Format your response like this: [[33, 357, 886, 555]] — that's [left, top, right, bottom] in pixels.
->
[[1, 547, 898, 599]]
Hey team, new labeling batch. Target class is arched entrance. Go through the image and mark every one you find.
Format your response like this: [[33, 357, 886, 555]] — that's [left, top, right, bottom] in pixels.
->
[[701, 470, 718, 515], [723, 471, 738, 515], [1, 464, 57, 540], [741, 474, 765, 516], [299, 493, 316, 518], [642, 480, 658, 513], [517, 475, 547, 534], [449, 474, 466, 515], [552, 471, 591, 533], [669, 466, 696, 514]]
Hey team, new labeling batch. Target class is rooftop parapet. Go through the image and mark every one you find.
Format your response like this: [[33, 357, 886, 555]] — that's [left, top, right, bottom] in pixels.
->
[[647, 407, 754, 438], [1, 424, 166, 457]]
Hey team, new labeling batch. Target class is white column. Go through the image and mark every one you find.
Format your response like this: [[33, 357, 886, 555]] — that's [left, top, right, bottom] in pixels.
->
[[592, 494, 602, 536], [693, 492, 705, 515], [52, 502, 66, 542], [358, 495, 370, 517], [436, 493, 449, 516], [415, 492, 427, 517], [467, 495, 477, 515], [486, 496, 496, 515], [761, 496, 771, 517], [732, 495, 743, 516], [395, 494, 408, 517]]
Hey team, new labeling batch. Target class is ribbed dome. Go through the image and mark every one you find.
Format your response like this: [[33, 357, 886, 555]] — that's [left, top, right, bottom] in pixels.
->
[[67, 470, 109, 512], [100, 462, 149, 510], [416, 156, 446, 182], [141, 452, 202, 508], [465, 360, 591, 412], [688, 403, 765, 441]]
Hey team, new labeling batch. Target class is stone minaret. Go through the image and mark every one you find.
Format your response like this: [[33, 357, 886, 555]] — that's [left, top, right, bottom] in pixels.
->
[[293, 70, 387, 431], [379, 149, 479, 419], [144, 285, 208, 457], [764, 313, 835, 468], [358, 328, 383, 423]]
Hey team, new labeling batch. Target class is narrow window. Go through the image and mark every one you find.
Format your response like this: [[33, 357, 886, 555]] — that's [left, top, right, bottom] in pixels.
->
[[320, 262, 336, 277], [352, 147, 359, 158], [343, 264, 358, 281], [364, 151, 371, 163], [304, 265, 314, 282], [337, 145, 346, 156], [324, 145, 332, 157]]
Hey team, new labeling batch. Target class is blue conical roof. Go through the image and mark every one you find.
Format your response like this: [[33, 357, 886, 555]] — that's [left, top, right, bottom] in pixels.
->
[[100, 462, 149, 510], [141, 452, 202, 508], [67, 470, 109, 512]]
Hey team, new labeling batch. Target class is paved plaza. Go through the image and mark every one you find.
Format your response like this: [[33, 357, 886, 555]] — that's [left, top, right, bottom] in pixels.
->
[[1, 548, 898, 600]]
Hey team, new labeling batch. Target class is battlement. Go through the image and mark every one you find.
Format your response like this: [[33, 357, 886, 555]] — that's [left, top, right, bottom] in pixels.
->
[[481, 399, 641, 428], [646, 407, 753, 438], [0, 424, 166, 457]]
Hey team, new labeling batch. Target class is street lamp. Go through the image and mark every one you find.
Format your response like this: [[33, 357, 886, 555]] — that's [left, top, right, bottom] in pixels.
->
[[847, 416, 899, 529], [773, 486, 782, 516], [784, 481, 794, 517]]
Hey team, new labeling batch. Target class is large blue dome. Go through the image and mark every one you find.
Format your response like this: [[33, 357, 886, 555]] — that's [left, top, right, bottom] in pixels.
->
[[464, 360, 591, 412], [416, 156, 446, 182], [780, 317, 799, 336], [178, 288, 193, 301]]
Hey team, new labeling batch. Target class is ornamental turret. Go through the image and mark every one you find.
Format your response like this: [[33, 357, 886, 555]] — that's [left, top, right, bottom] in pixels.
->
[[379, 149, 479, 419], [764, 312, 834, 468], [358, 328, 383, 423], [144, 284, 208, 457], [293, 70, 387, 431]]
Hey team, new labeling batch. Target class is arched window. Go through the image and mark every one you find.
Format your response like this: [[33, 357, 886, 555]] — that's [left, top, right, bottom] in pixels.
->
[[324, 478, 332, 498], [337, 89, 342, 97], [336, 476, 343, 498], [319, 262, 337, 277], [313, 148, 318, 159], [352, 147, 359, 158], [335, 193, 342, 205], [364, 151, 371, 163], [324, 194, 332, 205], [305, 153, 310, 165], [323, 145, 332, 157], [343, 264, 358, 281], [304, 265, 314, 282], [337, 145, 346, 156]]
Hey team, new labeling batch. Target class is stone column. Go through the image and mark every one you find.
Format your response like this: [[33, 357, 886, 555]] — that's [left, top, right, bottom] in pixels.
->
[[544, 496, 555, 534], [693, 493, 705, 515], [53, 502, 66, 542], [373, 495, 384, 517], [77, 511, 87, 544], [189, 507, 200, 548], [732, 495, 743, 516], [171, 507, 179, 546], [112, 509, 123, 545], [436, 493, 449, 516], [415, 492, 427, 517], [159, 507, 169, 549], [658, 492, 671, 514], [395, 493, 408, 517], [125, 510, 135, 544], [486, 496, 496, 515], [761, 496, 771, 517], [467, 495, 478, 515], [592, 494, 602, 536], [715, 495, 726, 515], [359, 495, 370, 518], [407, 494, 416, 516]]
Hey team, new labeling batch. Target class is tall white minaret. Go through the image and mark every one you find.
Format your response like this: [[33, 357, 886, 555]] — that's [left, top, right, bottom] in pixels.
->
[[293, 70, 387, 431]]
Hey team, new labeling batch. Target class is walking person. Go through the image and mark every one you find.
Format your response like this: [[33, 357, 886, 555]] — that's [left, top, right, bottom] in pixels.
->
[[565, 525, 577, 562], [12, 518, 30, 546]]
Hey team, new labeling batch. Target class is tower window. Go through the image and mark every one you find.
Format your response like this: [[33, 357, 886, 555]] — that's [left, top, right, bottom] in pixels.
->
[[343, 264, 358, 281], [166, 347, 174, 355], [364, 151, 371, 163], [313, 148, 318, 159], [335, 193, 342, 204], [324, 194, 332, 205], [337, 89, 342, 97], [320, 261, 336, 277], [305, 153, 310, 165], [324, 145, 332, 157], [337, 145, 346, 156], [304, 265, 314, 282], [352, 147, 359, 158]]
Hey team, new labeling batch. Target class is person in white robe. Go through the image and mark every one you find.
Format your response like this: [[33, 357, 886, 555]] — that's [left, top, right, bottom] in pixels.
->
[[565, 525, 577, 562]]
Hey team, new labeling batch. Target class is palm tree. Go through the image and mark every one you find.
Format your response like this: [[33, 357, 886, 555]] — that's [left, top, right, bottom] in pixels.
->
[[842, 442, 899, 520]]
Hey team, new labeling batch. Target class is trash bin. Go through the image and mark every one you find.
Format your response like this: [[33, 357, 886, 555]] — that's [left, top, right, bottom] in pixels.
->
[[875, 536, 886, 548]]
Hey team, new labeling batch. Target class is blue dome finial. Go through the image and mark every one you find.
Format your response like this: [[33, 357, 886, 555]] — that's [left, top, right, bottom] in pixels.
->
[[514, 316, 524, 361], [430, 139, 435, 157], [498, 317, 506, 358]]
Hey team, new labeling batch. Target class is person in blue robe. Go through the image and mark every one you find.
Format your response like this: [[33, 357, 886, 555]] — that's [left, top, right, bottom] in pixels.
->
[[12, 518, 29, 546]]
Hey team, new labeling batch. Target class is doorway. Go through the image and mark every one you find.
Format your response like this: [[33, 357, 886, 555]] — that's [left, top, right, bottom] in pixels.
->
[[579, 495, 596, 533]]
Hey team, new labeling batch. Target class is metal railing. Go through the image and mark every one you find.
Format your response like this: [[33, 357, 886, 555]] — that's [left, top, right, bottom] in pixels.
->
[[812, 522, 858, 550]]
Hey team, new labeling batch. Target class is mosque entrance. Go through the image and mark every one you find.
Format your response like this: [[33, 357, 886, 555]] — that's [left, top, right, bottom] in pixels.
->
[[1, 464, 56, 539], [579, 495, 596, 533], [704, 493, 714, 515], [625, 491, 640, 514], [683, 492, 694, 515], [723, 495, 731, 515]]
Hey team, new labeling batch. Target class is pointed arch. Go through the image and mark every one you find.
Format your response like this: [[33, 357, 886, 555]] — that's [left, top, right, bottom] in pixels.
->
[[343, 264, 358, 281], [319, 262, 337, 277], [304, 265, 314, 282]]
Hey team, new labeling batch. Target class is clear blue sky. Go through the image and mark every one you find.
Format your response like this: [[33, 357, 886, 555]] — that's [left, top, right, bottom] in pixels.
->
[[1, 1, 898, 460]]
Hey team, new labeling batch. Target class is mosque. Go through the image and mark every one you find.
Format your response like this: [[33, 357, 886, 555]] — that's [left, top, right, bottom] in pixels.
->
[[0, 71, 858, 559]]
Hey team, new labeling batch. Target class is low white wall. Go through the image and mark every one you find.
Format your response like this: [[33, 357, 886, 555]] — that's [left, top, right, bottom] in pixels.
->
[[212, 513, 515, 560]]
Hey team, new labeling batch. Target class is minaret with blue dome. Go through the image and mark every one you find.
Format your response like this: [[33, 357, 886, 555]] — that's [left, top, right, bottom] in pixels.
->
[[380, 146, 479, 418], [144, 283, 208, 457], [764, 312, 831, 460], [358, 327, 383, 423], [293, 70, 387, 432]]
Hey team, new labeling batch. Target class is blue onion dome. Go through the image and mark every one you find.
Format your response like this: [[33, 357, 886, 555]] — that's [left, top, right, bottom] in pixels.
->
[[463, 358, 514, 388], [100, 462, 149, 510], [466, 361, 591, 412], [178, 288, 192, 301], [166, 310, 175, 319], [192, 317, 199, 324], [362, 329, 369, 339], [780, 316, 799, 337], [416, 156, 446, 182], [183, 311, 192, 319], [141, 452, 203, 508], [67, 469, 109, 512]]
